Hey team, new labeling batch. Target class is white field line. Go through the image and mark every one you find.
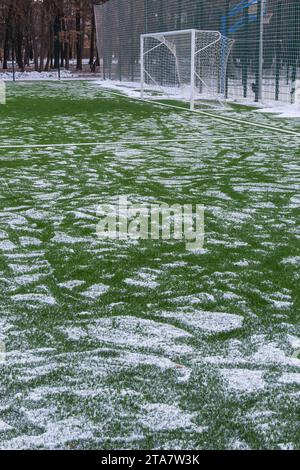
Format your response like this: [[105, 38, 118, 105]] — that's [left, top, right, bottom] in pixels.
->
[[0, 135, 295, 150], [105, 89, 300, 138]]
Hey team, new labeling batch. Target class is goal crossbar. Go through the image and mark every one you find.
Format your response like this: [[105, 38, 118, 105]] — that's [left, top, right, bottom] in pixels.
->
[[141, 29, 221, 38]]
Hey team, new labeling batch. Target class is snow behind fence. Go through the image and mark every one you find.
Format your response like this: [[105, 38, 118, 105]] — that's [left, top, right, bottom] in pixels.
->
[[94, 0, 300, 106]]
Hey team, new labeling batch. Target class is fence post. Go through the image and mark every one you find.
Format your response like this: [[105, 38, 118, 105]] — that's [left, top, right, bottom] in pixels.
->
[[140, 35, 144, 99], [255, 0, 265, 102], [275, 2, 282, 101], [242, 6, 249, 98], [225, 0, 230, 99], [221, 0, 230, 99]]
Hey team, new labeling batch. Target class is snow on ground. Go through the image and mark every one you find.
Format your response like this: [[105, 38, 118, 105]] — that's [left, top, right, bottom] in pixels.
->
[[93, 79, 300, 118], [0, 70, 75, 81], [140, 403, 204, 433], [219, 369, 266, 394], [1, 69, 300, 117], [159, 310, 243, 334], [0, 81, 299, 449], [257, 103, 300, 119]]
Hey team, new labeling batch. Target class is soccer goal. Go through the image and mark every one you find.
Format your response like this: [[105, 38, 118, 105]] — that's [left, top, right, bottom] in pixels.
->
[[140, 29, 234, 110]]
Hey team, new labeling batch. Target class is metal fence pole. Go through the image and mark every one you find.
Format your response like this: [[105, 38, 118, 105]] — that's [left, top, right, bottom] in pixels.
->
[[275, 1, 282, 101], [140, 34, 144, 99], [255, 0, 264, 102]]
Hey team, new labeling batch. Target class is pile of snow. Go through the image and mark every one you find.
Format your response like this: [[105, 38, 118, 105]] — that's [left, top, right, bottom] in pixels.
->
[[258, 103, 300, 118], [94, 79, 141, 99], [93, 79, 300, 118]]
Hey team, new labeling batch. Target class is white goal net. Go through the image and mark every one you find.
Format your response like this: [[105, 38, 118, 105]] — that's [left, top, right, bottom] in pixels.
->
[[141, 29, 234, 110]]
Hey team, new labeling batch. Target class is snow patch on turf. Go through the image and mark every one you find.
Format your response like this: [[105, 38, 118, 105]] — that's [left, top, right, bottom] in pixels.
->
[[9, 260, 50, 274], [52, 233, 91, 244], [201, 334, 300, 368], [81, 283, 109, 299], [279, 373, 300, 385], [258, 103, 300, 119], [19, 237, 42, 247], [14, 273, 46, 286], [61, 316, 193, 356], [220, 368, 265, 393], [0, 420, 13, 433], [88, 315, 193, 356], [11, 293, 57, 306], [170, 293, 215, 305], [140, 403, 203, 432], [281, 256, 300, 266], [287, 335, 300, 350], [159, 310, 243, 334], [58, 280, 86, 290], [0, 240, 17, 251], [0, 417, 94, 450], [124, 269, 160, 289]]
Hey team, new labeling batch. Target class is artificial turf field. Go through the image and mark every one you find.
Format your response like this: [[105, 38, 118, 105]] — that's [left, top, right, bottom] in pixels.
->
[[0, 80, 299, 449]]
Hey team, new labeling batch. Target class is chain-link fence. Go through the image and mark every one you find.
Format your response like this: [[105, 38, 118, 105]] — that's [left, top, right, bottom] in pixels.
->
[[94, 0, 300, 105]]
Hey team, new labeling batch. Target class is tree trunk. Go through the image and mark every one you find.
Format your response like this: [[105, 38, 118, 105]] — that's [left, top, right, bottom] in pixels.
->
[[39, 8, 46, 71], [15, 23, 24, 70], [89, 6, 96, 70], [54, 15, 60, 69], [76, 5, 82, 70], [3, 26, 10, 70]]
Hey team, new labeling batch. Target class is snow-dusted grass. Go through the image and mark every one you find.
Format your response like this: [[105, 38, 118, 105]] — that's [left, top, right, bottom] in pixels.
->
[[0, 81, 299, 449]]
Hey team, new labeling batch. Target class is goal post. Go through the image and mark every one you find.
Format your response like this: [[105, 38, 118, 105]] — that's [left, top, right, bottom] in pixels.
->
[[140, 33, 144, 100], [190, 29, 196, 110], [140, 29, 234, 110]]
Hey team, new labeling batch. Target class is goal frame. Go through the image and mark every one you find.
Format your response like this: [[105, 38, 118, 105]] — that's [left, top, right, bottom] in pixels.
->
[[140, 28, 233, 110]]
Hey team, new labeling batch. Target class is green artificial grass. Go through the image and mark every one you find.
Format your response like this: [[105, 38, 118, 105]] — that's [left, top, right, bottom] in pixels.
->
[[0, 81, 299, 449]]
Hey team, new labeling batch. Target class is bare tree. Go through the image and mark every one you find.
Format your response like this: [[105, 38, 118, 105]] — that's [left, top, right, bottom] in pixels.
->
[[0, 0, 101, 72]]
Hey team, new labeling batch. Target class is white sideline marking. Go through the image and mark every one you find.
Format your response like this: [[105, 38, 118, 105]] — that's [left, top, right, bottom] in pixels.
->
[[0, 135, 293, 150], [106, 89, 300, 138]]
